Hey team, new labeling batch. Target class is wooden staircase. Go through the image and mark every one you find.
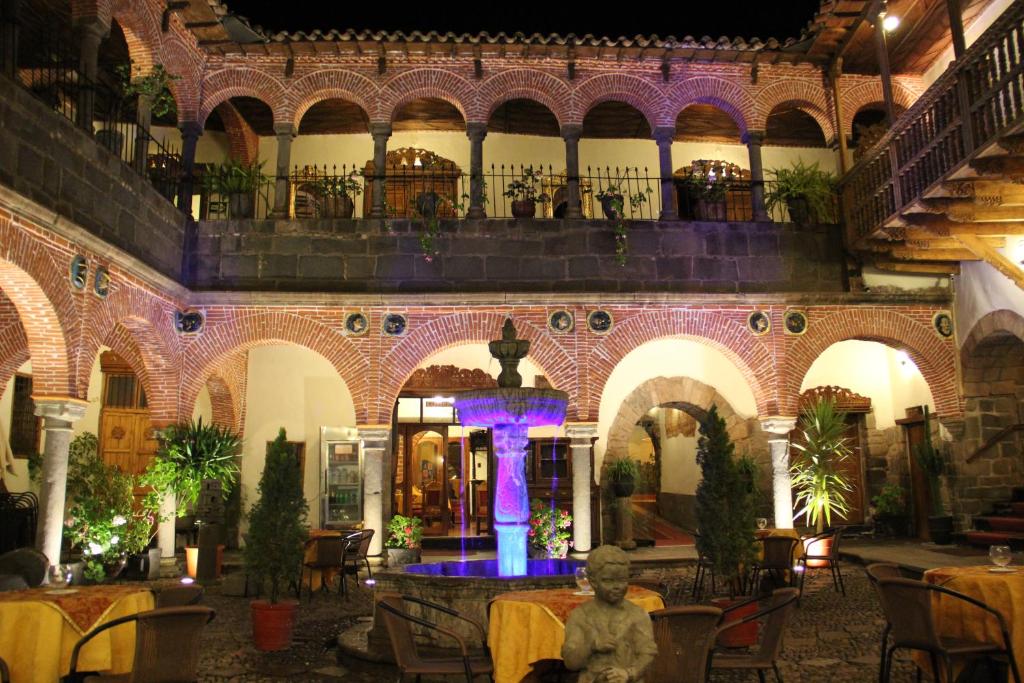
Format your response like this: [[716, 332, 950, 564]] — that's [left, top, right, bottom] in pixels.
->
[[630, 495, 695, 547]]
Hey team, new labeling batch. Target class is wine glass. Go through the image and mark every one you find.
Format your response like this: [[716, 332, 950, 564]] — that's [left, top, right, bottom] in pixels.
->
[[756, 518, 768, 531], [48, 564, 68, 588], [574, 566, 592, 594], [989, 545, 1013, 570]]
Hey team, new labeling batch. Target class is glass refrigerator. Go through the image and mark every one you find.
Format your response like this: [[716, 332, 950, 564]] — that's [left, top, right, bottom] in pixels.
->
[[320, 426, 363, 529]]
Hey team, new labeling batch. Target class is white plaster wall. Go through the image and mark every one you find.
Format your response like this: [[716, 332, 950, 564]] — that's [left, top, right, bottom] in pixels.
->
[[191, 385, 213, 423], [241, 345, 357, 530], [922, 0, 1015, 87], [861, 266, 951, 291], [595, 338, 759, 480], [75, 352, 104, 440], [956, 254, 1024, 348], [660, 433, 701, 495], [800, 340, 934, 429], [149, 126, 232, 164]]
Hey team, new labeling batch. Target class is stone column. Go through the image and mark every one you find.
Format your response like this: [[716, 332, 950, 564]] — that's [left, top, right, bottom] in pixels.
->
[[466, 122, 488, 219], [157, 492, 179, 577], [177, 121, 202, 216], [74, 17, 109, 132], [358, 426, 390, 557], [33, 398, 88, 570], [652, 126, 678, 221], [566, 423, 597, 554], [272, 122, 296, 217], [743, 130, 770, 221], [561, 124, 583, 219], [133, 94, 153, 175], [368, 122, 392, 219], [761, 417, 797, 529], [1, 0, 22, 80]]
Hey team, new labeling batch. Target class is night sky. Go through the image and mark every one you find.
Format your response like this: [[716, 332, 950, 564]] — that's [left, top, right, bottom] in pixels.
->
[[224, 1, 823, 42]]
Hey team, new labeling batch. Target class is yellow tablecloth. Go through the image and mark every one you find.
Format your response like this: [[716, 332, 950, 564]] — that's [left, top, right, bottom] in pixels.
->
[[922, 566, 1024, 682], [0, 585, 154, 683], [488, 586, 664, 683]]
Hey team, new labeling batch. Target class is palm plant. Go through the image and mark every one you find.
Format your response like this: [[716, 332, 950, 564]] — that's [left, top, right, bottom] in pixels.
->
[[790, 397, 853, 533]]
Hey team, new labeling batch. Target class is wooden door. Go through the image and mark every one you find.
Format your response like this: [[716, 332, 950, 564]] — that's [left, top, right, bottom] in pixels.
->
[[904, 420, 931, 540], [98, 352, 154, 475], [397, 425, 450, 536], [838, 415, 866, 525]]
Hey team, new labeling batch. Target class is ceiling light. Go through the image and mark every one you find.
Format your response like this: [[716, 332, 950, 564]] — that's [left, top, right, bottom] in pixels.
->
[[882, 13, 900, 32]]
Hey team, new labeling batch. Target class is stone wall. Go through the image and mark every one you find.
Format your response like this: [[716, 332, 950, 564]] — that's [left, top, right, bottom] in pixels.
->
[[192, 218, 845, 293], [0, 74, 187, 279]]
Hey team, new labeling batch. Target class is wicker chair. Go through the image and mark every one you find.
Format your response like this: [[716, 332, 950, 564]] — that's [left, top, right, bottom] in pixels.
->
[[155, 585, 204, 608], [797, 527, 845, 600], [685, 529, 717, 600], [649, 606, 723, 683], [65, 606, 215, 682], [865, 563, 905, 683], [298, 535, 347, 600], [376, 593, 493, 682], [750, 537, 800, 593], [340, 529, 375, 596], [710, 588, 800, 683], [875, 577, 1022, 683]]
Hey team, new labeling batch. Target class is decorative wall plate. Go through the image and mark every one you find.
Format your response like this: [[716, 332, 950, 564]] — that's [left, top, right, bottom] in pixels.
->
[[747, 311, 770, 336], [69, 255, 87, 290], [783, 310, 808, 335], [548, 310, 574, 334], [175, 310, 205, 334], [383, 313, 407, 336], [92, 266, 110, 298], [587, 310, 613, 334], [933, 311, 954, 338], [344, 312, 369, 336]]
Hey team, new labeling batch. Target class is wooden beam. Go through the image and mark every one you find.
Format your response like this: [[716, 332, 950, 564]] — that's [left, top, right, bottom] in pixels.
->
[[956, 234, 1024, 290], [971, 156, 1024, 177], [904, 224, 1024, 238], [940, 205, 1024, 222], [888, 246, 980, 261], [938, 180, 1024, 201], [873, 259, 960, 275]]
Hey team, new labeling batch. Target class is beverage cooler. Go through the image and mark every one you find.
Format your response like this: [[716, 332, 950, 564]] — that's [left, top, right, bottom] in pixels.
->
[[320, 426, 363, 529]]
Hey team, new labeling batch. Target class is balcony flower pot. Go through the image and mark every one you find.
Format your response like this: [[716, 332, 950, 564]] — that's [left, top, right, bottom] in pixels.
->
[[785, 196, 811, 224], [712, 597, 758, 648], [251, 599, 298, 651], [600, 193, 623, 220], [511, 199, 536, 218], [386, 547, 421, 567], [611, 478, 635, 498], [322, 195, 355, 219], [415, 191, 440, 218], [228, 192, 254, 219], [695, 199, 727, 222], [927, 515, 954, 545], [185, 544, 225, 578]]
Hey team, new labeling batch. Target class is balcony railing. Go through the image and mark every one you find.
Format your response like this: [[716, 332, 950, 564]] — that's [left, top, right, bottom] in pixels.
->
[[841, 1, 1024, 244]]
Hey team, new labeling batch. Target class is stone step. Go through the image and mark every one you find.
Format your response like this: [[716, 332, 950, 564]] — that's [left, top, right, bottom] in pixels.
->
[[964, 530, 1024, 551], [975, 516, 1024, 533]]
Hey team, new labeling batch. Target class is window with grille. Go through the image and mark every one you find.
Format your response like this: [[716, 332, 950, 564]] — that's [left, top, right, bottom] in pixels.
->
[[9, 375, 40, 457]]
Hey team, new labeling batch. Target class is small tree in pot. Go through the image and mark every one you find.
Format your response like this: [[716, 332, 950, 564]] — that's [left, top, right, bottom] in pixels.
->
[[608, 457, 639, 498], [764, 160, 837, 224], [201, 160, 267, 218], [915, 406, 953, 544], [245, 428, 308, 651], [790, 397, 853, 535], [385, 514, 423, 566]]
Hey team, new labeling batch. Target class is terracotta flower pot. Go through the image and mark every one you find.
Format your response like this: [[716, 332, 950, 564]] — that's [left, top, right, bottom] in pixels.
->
[[185, 545, 225, 578], [712, 597, 759, 648], [251, 600, 298, 651], [511, 199, 536, 218]]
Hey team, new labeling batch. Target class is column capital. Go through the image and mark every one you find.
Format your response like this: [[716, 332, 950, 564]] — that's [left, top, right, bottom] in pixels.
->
[[273, 122, 296, 139], [741, 130, 766, 146], [179, 121, 203, 140], [560, 124, 583, 142], [759, 416, 797, 436], [33, 397, 88, 423], [73, 16, 111, 42], [466, 122, 488, 141], [369, 122, 393, 138], [651, 126, 676, 145], [358, 426, 391, 444], [565, 423, 599, 441]]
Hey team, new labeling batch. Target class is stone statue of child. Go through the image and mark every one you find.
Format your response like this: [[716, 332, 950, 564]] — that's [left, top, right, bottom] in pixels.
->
[[561, 545, 658, 683]]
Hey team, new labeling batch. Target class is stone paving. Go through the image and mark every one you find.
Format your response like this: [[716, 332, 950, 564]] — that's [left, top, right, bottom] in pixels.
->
[[186, 562, 937, 682]]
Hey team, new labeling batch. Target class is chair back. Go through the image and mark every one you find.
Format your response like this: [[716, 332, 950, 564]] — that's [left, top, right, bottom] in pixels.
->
[[875, 578, 942, 651], [353, 528, 374, 560], [649, 606, 722, 683], [129, 606, 215, 682], [760, 537, 799, 569], [753, 588, 799, 661], [155, 585, 205, 608], [377, 593, 425, 669], [865, 563, 903, 584], [308, 535, 347, 567]]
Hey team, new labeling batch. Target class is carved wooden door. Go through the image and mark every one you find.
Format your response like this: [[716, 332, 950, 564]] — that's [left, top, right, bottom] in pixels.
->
[[98, 352, 154, 475]]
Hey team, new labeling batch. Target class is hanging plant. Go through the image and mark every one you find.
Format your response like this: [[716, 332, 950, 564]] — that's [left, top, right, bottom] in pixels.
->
[[115, 61, 180, 119], [596, 184, 653, 266]]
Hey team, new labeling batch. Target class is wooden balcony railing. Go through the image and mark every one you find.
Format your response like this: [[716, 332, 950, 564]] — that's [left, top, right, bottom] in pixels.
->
[[841, 2, 1024, 246]]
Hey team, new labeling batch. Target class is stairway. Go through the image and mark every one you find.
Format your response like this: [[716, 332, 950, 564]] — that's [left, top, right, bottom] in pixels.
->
[[964, 487, 1024, 551], [630, 495, 695, 547]]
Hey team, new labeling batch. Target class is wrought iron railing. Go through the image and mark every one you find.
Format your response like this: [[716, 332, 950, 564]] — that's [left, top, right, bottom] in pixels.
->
[[841, 2, 1024, 244]]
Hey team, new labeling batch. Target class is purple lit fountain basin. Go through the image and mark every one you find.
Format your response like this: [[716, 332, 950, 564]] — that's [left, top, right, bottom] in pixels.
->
[[370, 559, 583, 652]]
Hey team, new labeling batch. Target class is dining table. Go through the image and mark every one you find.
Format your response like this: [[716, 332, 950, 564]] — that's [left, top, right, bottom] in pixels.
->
[[487, 585, 665, 683], [0, 583, 154, 683], [922, 565, 1024, 682]]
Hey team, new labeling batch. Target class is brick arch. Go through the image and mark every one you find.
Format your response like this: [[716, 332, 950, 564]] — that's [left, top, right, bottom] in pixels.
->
[[571, 73, 665, 129], [785, 309, 959, 419], [378, 312, 576, 423], [205, 375, 237, 432], [604, 376, 740, 460], [160, 36, 202, 122], [99, 316, 179, 424], [0, 293, 29, 390], [839, 79, 918, 137], [379, 69, 476, 123], [70, 0, 113, 27], [755, 80, 835, 142], [288, 70, 379, 129], [110, 1, 162, 73], [667, 77, 756, 134], [960, 309, 1024, 362], [178, 311, 368, 424], [478, 70, 572, 126], [198, 69, 287, 127]]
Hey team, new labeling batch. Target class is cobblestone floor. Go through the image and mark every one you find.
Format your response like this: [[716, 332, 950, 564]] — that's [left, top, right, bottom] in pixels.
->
[[191, 565, 927, 682]]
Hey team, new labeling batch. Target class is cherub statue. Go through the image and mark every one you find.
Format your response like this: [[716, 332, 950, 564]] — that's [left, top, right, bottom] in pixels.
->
[[561, 545, 658, 682]]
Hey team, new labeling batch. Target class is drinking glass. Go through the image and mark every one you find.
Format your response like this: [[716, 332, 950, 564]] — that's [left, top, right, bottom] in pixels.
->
[[574, 566, 592, 594], [990, 545, 1013, 569], [756, 518, 768, 530], [48, 564, 68, 587]]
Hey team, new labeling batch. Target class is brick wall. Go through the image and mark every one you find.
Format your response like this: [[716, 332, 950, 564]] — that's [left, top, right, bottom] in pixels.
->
[[193, 218, 845, 293]]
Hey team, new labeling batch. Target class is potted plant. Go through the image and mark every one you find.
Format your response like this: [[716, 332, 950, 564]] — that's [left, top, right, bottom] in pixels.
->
[[385, 514, 423, 566], [695, 405, 758, 645], [201, 160, 267, 218], [686, 175, 729, 221], [504, 166, 549, 218], [871, 483, 907, 538], [315, 170, 362, 219], [141, 418, 241, 578], [595, 183, 653, 265], [764, 160, 837, 224], [115, 61, 179, 120], [608, 457, 639, 498], [915, 406, 953, 544], [245, 428, 308, 651], [527, 499, 572, 559]]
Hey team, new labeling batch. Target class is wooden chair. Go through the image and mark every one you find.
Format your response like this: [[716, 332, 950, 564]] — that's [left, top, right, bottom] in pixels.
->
[[155, 585, 204, 608], [797, 527, 845, 600], [299, 535, 346, 600], [710, 588, 799, 683], [424, 483, 444, 528], [875, 577, 1021, 683], [474, 483, 489, 535], [376, 593, 493, 682], [65, 606, 215, 682], [649, 606, 723, 683]]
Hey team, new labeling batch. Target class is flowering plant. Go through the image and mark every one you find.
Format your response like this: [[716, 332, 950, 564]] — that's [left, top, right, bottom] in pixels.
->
[[528, 499, 572, 558], [385, 514, 424, 549]]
